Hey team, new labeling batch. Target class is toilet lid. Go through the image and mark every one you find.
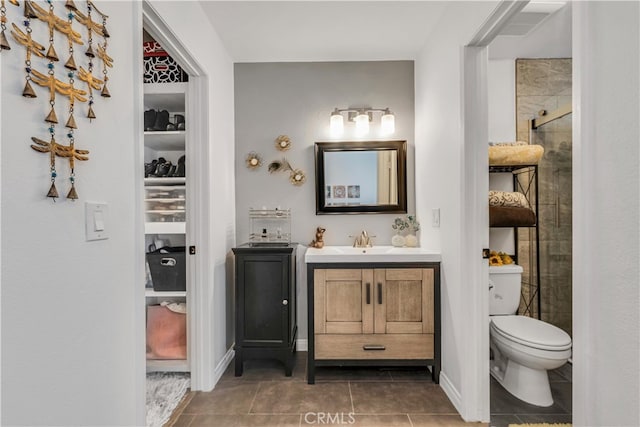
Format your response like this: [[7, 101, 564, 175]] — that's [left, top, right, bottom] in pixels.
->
[[491, 315, 572, 350]]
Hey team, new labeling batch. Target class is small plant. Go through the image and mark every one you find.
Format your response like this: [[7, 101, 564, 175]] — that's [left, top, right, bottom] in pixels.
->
[[392, 215, 420, 233], [407, 215, 420, 233], [392, 217, 409, 232]]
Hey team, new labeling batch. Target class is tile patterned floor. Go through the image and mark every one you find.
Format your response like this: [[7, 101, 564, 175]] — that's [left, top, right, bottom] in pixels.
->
[[168, 352, 572, 427], [170, 352, 486, 427]]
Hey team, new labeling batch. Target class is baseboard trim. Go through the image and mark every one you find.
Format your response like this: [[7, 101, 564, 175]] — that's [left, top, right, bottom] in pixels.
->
[[211, 347, 234, 389], [297, 339, 308, 352], [439, 371, 463, 417]]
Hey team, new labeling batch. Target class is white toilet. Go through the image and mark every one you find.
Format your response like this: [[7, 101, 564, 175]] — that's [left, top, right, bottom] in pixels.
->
[[489, 264, 572, 407]]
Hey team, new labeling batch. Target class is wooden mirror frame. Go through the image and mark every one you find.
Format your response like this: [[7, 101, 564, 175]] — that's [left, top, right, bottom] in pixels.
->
[[314, 140, 407, 215]]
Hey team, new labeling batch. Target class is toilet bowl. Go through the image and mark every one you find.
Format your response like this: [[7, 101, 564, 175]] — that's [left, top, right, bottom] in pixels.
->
[[490, 315, 572, 406], [489, 265, 572, 407]]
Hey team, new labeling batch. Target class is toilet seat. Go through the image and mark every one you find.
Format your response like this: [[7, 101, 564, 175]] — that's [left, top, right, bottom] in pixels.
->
[[491, 315, 571, 351]]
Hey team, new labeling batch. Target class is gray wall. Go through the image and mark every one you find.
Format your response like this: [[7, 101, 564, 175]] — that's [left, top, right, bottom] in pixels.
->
[[234, 61, 414, 342]]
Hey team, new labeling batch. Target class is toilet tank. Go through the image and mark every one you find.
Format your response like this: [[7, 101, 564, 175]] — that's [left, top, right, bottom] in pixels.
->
[[489, 264, 523, 315]]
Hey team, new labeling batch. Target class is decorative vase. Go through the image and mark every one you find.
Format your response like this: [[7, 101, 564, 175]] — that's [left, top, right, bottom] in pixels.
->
[[405, 233, 418, 247], [391, 233, 405, 248]]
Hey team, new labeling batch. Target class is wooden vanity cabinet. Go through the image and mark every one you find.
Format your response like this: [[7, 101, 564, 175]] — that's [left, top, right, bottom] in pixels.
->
[[307, 263, 440, 384]]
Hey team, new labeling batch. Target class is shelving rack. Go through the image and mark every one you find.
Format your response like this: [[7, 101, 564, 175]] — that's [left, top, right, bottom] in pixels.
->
[[489, 164, 541, 319], [143, 81, 189, 372]]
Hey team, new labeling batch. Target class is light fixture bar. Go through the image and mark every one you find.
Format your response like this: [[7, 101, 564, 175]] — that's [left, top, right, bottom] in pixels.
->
[[329, 106, 395, 136]]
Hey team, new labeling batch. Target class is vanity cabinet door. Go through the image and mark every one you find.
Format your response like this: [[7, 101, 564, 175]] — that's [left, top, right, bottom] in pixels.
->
[[314, 269, 374, 334], [374, 268, 434, 335]]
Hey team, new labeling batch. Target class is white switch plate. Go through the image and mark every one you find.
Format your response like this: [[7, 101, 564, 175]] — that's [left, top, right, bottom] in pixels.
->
[[85, 202, 109, 241], [432, 208, 440, 227]]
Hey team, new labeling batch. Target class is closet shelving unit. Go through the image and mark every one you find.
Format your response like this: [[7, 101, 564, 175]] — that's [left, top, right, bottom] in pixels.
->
[[489, 163, 541, 319], [144, 81, 189, 372]]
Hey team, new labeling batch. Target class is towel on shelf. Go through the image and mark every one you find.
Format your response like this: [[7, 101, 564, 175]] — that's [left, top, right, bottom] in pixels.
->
[[489, 190, 529, 209], [489, 144, 544, 166]]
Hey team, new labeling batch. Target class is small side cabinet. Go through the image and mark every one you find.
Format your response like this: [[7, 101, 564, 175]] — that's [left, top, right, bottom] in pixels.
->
[[232, 244, 297, 376]]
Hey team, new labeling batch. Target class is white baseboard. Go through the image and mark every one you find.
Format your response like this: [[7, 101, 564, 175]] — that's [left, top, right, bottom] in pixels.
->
[[439, 371, 463, 417], [211, 347, 234, 389], [297, 339, 308, 352]]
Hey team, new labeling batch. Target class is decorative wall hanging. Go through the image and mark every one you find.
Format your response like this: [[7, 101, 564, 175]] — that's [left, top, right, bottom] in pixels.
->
[[0, 0, 13, 51], [268, 158, 306, 186], [2, 0, 114, 200], [245, 152, 262, 170], [275, 134, 291, 151]]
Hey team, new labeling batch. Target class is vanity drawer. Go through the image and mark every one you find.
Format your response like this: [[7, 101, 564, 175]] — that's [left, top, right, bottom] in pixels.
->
[[315, 334, 433, 360]]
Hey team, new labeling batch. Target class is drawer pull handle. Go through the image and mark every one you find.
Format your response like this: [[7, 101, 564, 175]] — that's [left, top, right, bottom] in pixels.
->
[[366, 283, 371, 304], [377, 283, 382, 304], [363, 344, 386, 351]]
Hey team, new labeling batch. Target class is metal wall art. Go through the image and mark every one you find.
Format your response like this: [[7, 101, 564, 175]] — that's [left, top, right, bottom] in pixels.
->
[[2, 0, 114, 201], [245, 151, 262, 170]]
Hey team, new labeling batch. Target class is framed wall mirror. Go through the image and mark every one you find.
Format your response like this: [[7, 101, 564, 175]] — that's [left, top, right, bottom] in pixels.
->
[[315, 140, 407, 214]]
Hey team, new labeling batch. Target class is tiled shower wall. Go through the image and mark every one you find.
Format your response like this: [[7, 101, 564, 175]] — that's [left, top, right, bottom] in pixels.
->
[[516, 59, 572, 335]]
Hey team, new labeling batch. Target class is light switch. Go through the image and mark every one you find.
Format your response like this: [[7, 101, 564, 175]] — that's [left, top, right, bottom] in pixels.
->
[[86, 202, 109, 241], [432, 208, 440, 228], [94, 211, 105, 231]]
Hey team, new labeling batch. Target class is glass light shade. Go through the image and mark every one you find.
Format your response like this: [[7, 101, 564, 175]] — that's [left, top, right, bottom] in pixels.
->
[[381, 111, 395, 135], [330, 112, 344, 135], [354, 113, 369, 135]]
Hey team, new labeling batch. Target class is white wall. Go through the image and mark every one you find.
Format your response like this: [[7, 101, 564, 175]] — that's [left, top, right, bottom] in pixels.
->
[[573, 2, 640, 425], [148, 0, 236, 390], [1, 2, 140, 425], [234, 61, 415, 344], [414, 0, 499, 419], [489, 3, 572, 60]]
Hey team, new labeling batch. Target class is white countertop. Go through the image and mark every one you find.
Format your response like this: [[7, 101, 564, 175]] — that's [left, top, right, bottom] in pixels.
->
[[304, 246, 442, 263]]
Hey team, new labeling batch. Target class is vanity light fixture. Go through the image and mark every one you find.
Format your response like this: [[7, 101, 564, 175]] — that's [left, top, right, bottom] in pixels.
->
[[329, 107, 395, 136]]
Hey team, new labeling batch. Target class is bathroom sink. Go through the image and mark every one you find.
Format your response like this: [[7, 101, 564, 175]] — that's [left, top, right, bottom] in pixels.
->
[[305, 246, 441, 263]]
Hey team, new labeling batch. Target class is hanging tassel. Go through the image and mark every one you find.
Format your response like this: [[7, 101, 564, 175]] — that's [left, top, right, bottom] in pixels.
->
[[64, 53, 77, 70], [22, 80, 36, 97], [45, 106, 58, 123], [100, 82, 110, 98], [66, 183, 78, 200], [46, 181, 59, 199], [65, 112, 77, 129], [45, 44, 59, 61], [85, 44, 95, 58], [87, 104, 96, 120], [0, 29, 10, 50]]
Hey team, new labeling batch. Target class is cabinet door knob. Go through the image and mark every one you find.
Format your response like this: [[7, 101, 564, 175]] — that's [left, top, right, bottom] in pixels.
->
[[282, 299, 288, 306]]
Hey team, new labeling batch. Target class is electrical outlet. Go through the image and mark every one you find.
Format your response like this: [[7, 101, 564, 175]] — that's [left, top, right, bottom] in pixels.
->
[[432, 208, 440, 227]]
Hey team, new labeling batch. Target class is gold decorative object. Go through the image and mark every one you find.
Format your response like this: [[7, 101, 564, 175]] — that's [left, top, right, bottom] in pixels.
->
[[289, 169, 306, 186], [31, 135, 89, 200], [1, 0, 11, 51], [309, 227, 326, 249], [6, 1, 114, 200], [275, 134, 291, 151], [245, 152, 262, 170], [268, 158, 306, 186], [78, 66, 102, 117]]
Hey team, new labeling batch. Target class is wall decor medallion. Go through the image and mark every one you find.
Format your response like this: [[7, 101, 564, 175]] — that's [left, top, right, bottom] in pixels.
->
[[2, 0, 114, 200], [268, 158, 306, 187], [275, 134, 291, 151], [245, 151, 262, 170]]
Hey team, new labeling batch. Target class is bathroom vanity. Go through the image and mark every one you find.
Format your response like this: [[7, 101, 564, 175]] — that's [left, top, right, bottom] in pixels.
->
[[305, 246, 441, 384]]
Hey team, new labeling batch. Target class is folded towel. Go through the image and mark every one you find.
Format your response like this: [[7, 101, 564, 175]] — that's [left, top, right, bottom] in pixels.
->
[[489, 144, 544, 166], [489, 190, 529, 208]]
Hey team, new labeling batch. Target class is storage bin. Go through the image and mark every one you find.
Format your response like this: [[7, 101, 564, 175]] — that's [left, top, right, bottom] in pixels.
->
[[147, 246, 186, 291]]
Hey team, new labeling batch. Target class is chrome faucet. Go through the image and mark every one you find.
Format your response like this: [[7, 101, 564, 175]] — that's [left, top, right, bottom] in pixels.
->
[[352, 230, 374, 248]]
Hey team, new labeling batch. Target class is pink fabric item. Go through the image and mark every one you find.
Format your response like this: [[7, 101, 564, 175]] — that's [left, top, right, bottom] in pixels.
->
[[146, 305, 187, 360]]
